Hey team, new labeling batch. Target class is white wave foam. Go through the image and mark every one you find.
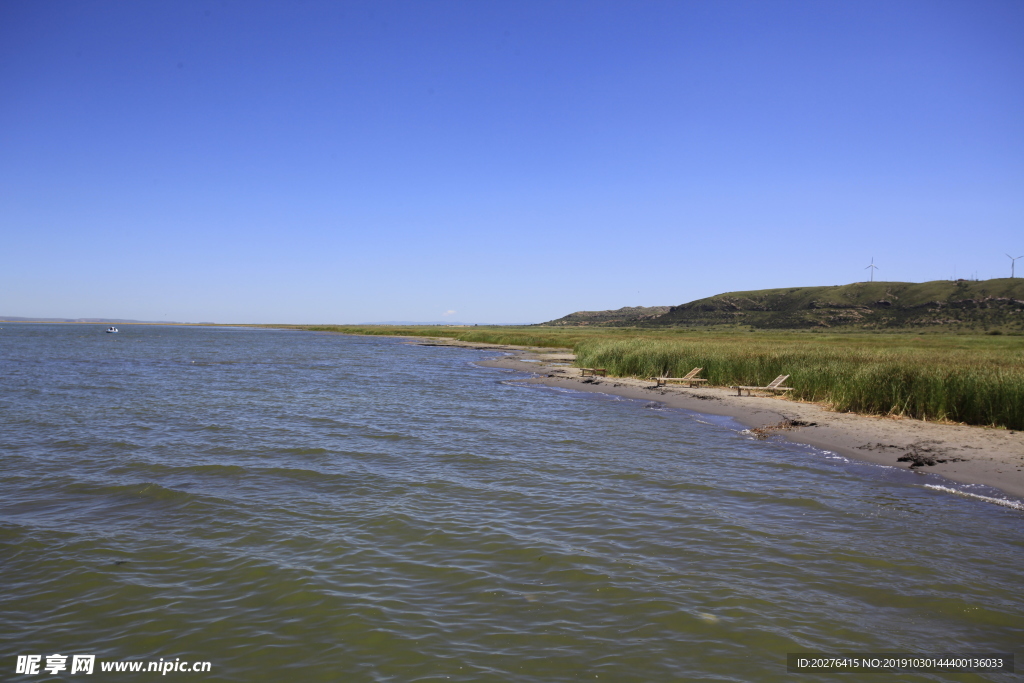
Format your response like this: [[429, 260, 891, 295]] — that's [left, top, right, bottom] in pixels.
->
[[924, 484, 1024, 511]]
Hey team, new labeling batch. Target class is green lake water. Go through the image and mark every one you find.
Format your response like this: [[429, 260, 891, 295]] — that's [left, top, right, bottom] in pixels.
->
[[1, 324, 1020, 681]]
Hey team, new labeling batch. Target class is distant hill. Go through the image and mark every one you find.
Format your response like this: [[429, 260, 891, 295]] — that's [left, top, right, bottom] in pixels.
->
[[543, 306, 672, 327], [539, 280, 1024, 331], [0, 316, 183, 324], [361, 321, 534, 326]]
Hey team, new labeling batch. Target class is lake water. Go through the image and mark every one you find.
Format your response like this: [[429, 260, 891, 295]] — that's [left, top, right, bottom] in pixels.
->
[[1, 324, 1021, 681]]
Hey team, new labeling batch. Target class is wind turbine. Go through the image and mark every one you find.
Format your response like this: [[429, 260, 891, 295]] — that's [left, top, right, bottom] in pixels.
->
[[865, 257, 879, 283], [1008, 253, 1024, 278]]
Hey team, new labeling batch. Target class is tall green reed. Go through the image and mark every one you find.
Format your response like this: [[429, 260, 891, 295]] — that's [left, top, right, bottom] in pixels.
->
[[574, 338, 1024, 429]]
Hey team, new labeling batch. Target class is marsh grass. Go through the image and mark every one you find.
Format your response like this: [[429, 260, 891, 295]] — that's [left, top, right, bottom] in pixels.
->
[[575, 337, 1024, 429], [299, 325, 582, 348], [293, 325, 1024, 429]]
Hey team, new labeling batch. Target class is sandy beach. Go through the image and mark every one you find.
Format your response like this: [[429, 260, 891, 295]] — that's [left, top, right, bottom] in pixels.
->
[[412, 338, 1024, 503]]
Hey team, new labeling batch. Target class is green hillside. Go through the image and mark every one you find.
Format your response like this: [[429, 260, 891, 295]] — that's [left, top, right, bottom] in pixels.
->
[[541, 279, 1024, 332], [543, 305, 671, 326]]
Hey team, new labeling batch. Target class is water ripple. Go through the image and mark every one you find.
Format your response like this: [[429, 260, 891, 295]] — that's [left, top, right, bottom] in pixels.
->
[[1, 325, 1021, 682]]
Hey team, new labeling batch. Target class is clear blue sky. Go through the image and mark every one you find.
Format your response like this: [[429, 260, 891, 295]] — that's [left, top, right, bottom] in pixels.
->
[[2, 1, 1022, 323]]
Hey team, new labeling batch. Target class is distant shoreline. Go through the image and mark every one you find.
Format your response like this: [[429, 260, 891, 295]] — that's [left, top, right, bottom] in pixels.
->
[[406, 337, 1024, 504], [0, 319, 221, 326], [15, 321, 1022, 503]]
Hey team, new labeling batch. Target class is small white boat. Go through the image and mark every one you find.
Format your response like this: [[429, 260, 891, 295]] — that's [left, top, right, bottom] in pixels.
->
[[106, 327, 119, 333]]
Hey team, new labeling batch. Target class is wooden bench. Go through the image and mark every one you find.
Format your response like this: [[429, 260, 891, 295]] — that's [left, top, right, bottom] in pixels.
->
[[731, 374, 793, 396], [653, 367, 707, 387], [580, 367, 607, 377]]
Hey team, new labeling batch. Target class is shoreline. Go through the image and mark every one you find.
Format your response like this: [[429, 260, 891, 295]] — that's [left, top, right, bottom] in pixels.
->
[[410, 338, 1024, 503]]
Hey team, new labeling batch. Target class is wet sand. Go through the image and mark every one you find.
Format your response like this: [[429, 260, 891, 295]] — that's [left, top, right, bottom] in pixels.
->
[[412, 339, 1024, 502]]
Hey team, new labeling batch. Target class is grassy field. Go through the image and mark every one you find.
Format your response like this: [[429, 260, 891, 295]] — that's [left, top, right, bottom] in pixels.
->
[[290, 325, 1024, 430]]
